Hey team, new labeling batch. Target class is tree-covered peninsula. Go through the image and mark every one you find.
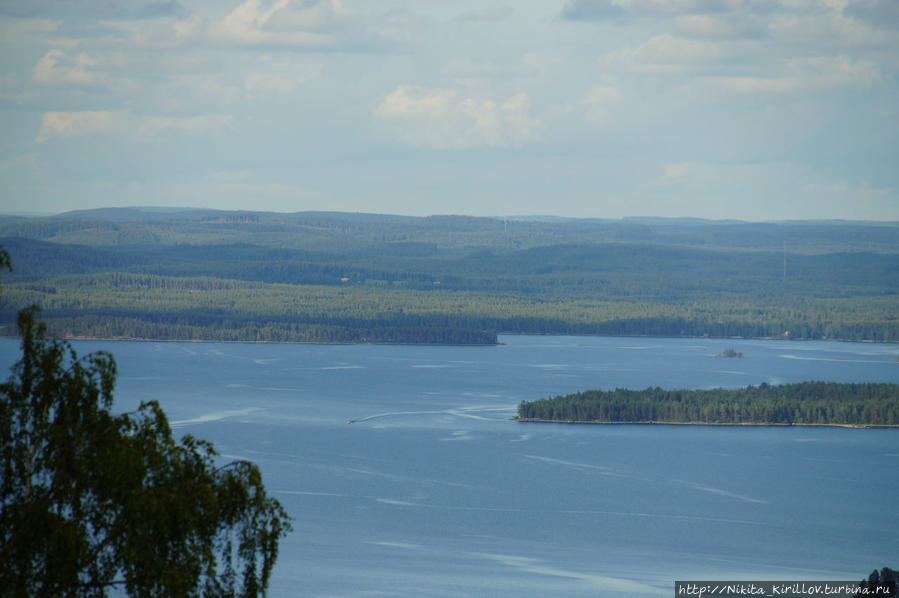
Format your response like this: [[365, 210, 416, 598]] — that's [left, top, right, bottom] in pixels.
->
[[517, 382, 899, 426]]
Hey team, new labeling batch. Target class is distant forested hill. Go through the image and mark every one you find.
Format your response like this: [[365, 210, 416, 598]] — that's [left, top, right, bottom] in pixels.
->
[[1, 209, 897, 344]]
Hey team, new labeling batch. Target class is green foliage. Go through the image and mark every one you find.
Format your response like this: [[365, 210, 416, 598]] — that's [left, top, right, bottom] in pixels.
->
[[517, 382, 899, 426], [856, 567, 897, 598], [0, 304, 291, 596], [2, 270, 897, 344], [1, 212, 898, 344]]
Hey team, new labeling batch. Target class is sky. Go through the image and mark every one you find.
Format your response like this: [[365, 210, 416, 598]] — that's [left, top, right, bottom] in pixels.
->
[[0, 0, 897, 221]]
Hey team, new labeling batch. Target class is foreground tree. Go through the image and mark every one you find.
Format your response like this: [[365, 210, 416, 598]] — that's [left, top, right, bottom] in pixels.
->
[[856, 568, 898, 597], [0, 261, 291, 597]]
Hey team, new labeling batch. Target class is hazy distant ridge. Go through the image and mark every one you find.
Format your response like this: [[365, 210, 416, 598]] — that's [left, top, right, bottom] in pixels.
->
[[1, 209, 897, 344]]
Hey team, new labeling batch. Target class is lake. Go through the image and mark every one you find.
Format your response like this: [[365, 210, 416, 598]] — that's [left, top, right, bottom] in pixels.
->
[[1, 334, 897, 597]]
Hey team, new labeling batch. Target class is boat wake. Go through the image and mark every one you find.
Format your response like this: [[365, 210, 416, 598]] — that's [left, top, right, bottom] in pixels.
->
[[347, 406, 511, 424]]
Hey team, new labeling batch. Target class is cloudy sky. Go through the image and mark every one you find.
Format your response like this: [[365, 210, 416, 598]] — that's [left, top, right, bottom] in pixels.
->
[[1, 0, 897, 220]]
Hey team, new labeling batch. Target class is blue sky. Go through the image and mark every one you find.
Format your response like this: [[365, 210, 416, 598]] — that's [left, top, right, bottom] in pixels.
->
[[1, 0, 897, 220]]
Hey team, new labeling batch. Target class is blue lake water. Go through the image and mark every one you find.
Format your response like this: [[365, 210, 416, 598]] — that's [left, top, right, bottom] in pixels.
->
[[1, 335, 898, 597]]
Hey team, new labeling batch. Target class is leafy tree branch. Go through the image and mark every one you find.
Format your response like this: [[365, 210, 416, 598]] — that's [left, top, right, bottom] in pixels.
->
[[0, 249, 291, 597]]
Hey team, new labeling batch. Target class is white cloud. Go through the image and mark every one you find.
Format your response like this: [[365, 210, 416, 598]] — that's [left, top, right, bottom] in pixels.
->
[[443, 55, 541, 83], [802, 179, 893, 199], [582, 85, 621, 124], [660, 162, 690, 182], [244, 56, 322, 96], [454, 7, 515, 23], [563, 0, 770, 21], [671, 13, 767, 40], [152, 73, 243, 113], [844, 0, 899, 30], [642, 160, 897, 221], [35, 111, 232, 143], [376, 85, 538, 149], [244, 72, 299, 95], [769, 4, 897, 50], [64, 0, 387, 52], [0, 153, 39, 174], [0, 73, 38, 104], [3, 0, 897, 221], [32, 49, 109, 88], [714, 55, 882, 95], [598, 34, 720, 73], [35, 111, 122, 143], [214, 0, 349, 48], [29, 48, 158, 100], [654, 160, 782, 191], [0, 18, 58, 44], [641, 160, 822, 219], [137, 114, 233, 136], [798, 179, 897, 219]]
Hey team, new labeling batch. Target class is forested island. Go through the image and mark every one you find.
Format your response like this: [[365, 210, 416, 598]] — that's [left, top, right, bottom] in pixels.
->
[[1, 209, 898, 344], [516, 382, 899, 426]]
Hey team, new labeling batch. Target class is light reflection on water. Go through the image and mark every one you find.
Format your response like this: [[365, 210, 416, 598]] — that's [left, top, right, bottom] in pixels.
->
[[1, 335, 897, 597]]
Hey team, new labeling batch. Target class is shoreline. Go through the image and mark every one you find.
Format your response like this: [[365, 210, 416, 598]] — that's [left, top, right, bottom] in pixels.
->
[[0, 333, 500, 348], [514, 418, 899, 429], [495, 331, 899, 344], [2, 330, 898, 347]]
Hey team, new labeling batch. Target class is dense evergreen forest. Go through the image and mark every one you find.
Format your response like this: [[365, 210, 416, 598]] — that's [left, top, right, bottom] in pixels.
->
[[516, 382, 899, 426], [0, 209, 897, 344]]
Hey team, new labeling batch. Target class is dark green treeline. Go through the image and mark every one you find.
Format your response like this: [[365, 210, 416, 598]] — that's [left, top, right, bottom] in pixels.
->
[[2, 212, 898, 344], [517, 382, 899, 426]]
